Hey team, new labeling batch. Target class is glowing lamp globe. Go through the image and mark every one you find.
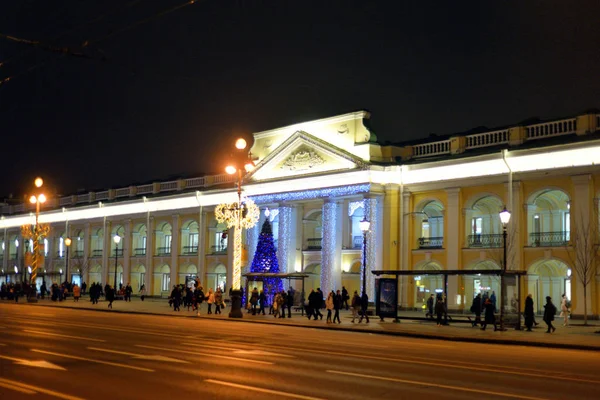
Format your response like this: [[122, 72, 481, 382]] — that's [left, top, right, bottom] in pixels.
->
[[235, 138, 247, 150], [225, 165, 237, 175], [38, 194, 47, 203], [359, 218, 370, 232], [499, 207, 511, 225], [34, 177, 43, 188], [64, 237, 72, 247], [30, 195, 37, 204], [113, 235, 121, 245]]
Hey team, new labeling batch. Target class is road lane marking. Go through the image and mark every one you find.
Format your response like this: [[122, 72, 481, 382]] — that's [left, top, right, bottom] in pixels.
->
[[327, 370, 550, 400], [31, 349, 154, 372], [135, 344, 274, 365], [0, 380, 38, 394], [180, 341, 245, 351], [0, 377, 84, 400], [250, 343, 600, 384], [205, 379, 326, 400], [88, 347, 190, 363], [0, 354, 66, 370], [23, 329, 106, 342], [180, 341, 295, 358]]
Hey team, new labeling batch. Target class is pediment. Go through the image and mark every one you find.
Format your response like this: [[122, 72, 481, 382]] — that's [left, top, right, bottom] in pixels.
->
[[247, 131, 366, 182]]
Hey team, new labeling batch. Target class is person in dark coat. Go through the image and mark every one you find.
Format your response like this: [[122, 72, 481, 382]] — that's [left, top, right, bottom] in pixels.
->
[[333, 290, 342, 324], [480, 298, 497, 331], [81, 281, 87, 295], [106, 285, 115, 309], [341, 286, 349, 310], [125, 283, 133, 302], [426, 294, 435, 319], [435, 296, 445, 326], [286, 288, 294, 318], [524, 294, 535, 331], [250, 287, 259, 315], [543, 296, 557, 333], [171, 285, 181, 311], [470, 293, 482, 327], [358, 292, 369, 323]]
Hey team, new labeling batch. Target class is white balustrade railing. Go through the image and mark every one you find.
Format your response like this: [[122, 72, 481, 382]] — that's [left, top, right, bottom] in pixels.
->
[[159, 181, 178, 191], [466, 129, 509, 149], [525, 118, 576, 140], [413, 140, 450, 158]]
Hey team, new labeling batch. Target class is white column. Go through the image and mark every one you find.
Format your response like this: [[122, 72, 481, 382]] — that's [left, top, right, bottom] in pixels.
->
[[197, 211, 207, 285], [277, 204, 293, 274], [83, 223, 90, 283], [321, 200, 338, 294], [123, 219, 132, 286], [170, 215, 180, 288], [102, 219, 110, 285], [145, 216, 154, 295], [2, 229, 8, 273], [364, 196, 379, 298], [446, 188, 460, 308], [226, 226, 234, 293], [401, 191, 411, 305], [510, 181, 522, 271]]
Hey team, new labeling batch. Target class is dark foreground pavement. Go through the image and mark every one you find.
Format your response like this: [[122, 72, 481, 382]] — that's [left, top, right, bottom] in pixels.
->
[[1, 302, 600, 400]]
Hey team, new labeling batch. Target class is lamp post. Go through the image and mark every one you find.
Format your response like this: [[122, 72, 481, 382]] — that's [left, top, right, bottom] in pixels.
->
[[59, 268, 63, 285], [113, 235, 121, 291], [499, 206, 511, 331], [14, 265, 18, 282], [15, 238, 20, 283], [215, 136, 259, 318], [64, 237, 71, 285], [21, 177, 49, 300], [359, 218, 370, 297]]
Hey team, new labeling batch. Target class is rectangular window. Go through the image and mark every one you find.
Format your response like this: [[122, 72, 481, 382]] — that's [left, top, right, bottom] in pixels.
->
[[142, 236, 147, 250], [564, 212, 570, 241], [421, 219, 430, 238], [472, 217, 483, 235], [44, 239, 49, 256], [59, 237, 64, 258], [162, 273, 170, 291], [140, 273, 146, 290], [189, 233, 198, 248], [165, 235, 172, 250]]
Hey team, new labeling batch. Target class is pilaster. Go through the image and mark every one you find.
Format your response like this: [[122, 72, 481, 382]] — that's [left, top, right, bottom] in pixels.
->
[[321, 199, 338, 294], [446, 188, 461, 308], [145, 216, 154, 294], [102, 219, 110, 285], [197, 211, 207, 286], [83, 223, 90, 283], [123, 219, 132, 286], [277, 204, 293, 274], [383, 184, 400, 271], [170, 215, 180, 291]]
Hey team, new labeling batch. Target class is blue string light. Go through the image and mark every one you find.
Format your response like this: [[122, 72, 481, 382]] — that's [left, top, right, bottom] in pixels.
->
[[250, 184, 370, 204]]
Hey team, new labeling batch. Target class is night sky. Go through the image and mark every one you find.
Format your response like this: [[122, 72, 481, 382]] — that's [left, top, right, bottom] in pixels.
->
[[1, 0, 599, 200]]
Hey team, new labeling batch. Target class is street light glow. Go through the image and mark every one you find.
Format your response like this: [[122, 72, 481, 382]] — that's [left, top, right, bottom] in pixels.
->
[[30, 195, 37, 204], [359, 218, 370, 232], [113, 235, 121, 244], [225, 165, 237, 175], [38, 194, 47, 203], [235, 138, 247, 150], [499, 207, 511, 225], [34, 177, 43, 188], [64, 237, 72, 247]]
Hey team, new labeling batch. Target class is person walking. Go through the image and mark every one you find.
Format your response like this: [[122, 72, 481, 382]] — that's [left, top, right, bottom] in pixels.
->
[[258, 289, 267, 315], [250, 287, 259, 315], [81, 281, 87, 295], [480, 297, 497, 331], [358, 291, 369, 323], [207, 288, 215, 314], [543, 296, 557, 333], [325, 291, 334, 323], [125, 283, 133, 302], [139, 284, 146, 301], [341, 286, 349, 310], [351, 291, 360, 323], [171, 285, 181, 312], [72, 283, 81, 302], [560, 294, 570, 327], [333, 290, 342, 324], [490, 291, 497, 312], [277, 291, 286, 318], [194, 286, 205, 315], [315, 288, 324, 320], [106, 285, 115, 309], [286, 287, 294, 318], [435, 295, 446, 326], [470, 293, 482, 327], [425, 294, 435, 319], [214, 288, 223, 314], [524, 294, 535, 331]]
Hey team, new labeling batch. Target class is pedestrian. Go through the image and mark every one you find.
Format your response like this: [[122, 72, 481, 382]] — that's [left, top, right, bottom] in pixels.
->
[[106, 285, 115, 309], [73, 283, 81, 302], [333, 290, 342, 324], [480, 297, 497, 331], [40, 281, 47, 300], [351, 291, 360, 322], [171, 285, 181, 312], [490, 291, 497, 312], [125, 283, 133, 302], [358, 291, 369, 323], [435, 295, 445, 326], [194, 286, 205, 315], [341, 286, 349, 310], [560, 294, 570, 327], [543, 296, 557, 333], [258, 289, 267, 315], [139, 284, 146, 301], [425, 294, 435, 319], [214, 287, 223, 314], [470, 293, 482, 327], [81, 281, 87, 295], [250, 287, 259, 315], [524, 294, 535, 331], [207, 288, 215, 314], [315, 288, 324, 320], [325, 291, 334, 323], [272, 292, 281, 318], [286, 287, 294, 318], [277, 291, 286, 318]]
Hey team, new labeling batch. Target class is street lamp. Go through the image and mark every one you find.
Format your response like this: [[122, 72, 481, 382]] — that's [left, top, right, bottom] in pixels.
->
[[59, 268, 63, 284], [359, 217, 370, 297], [21, 177, 49, 299], [113, 235, 121, 291], [215, 135, 259, 318], [499, 206, 511, 331], [15, 239, 20, 283], [64, 237, 72, 285]]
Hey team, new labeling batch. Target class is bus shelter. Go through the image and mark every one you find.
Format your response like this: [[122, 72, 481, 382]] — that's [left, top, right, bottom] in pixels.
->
[[371, 269, 527, 328], [242, 272, 309, 316]]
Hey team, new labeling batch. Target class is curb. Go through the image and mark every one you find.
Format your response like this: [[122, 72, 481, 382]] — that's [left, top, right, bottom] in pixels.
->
[[17, 302, 600, 352]]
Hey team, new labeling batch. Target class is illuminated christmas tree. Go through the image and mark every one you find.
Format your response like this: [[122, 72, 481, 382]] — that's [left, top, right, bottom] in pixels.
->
[[249, 213, 283, 299]]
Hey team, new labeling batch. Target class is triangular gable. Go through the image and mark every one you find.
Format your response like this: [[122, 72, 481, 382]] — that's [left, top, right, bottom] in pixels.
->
[[247, 131, 367, 182]]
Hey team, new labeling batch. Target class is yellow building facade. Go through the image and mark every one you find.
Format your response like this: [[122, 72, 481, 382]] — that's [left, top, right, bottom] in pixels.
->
[[1, 110, 599, 318]]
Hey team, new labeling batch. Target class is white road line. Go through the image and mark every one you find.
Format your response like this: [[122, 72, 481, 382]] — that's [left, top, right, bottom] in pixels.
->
[[0, 377, 85, 400], [23, 329, 106, 342], [327, 370, 550, 400], [180, 341, 246, 351], [87, 347, 190, 363], [135, 344, 274, 365], [205, 379, 326, 400], [31, 349, 154, 372]]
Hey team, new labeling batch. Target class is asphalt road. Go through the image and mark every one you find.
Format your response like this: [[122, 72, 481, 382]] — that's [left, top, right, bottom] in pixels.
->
[[0, 302, 598, 400]]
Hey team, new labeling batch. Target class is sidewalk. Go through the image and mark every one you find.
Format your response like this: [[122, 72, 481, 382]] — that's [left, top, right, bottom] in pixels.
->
[[9, 296, 600, 351]]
